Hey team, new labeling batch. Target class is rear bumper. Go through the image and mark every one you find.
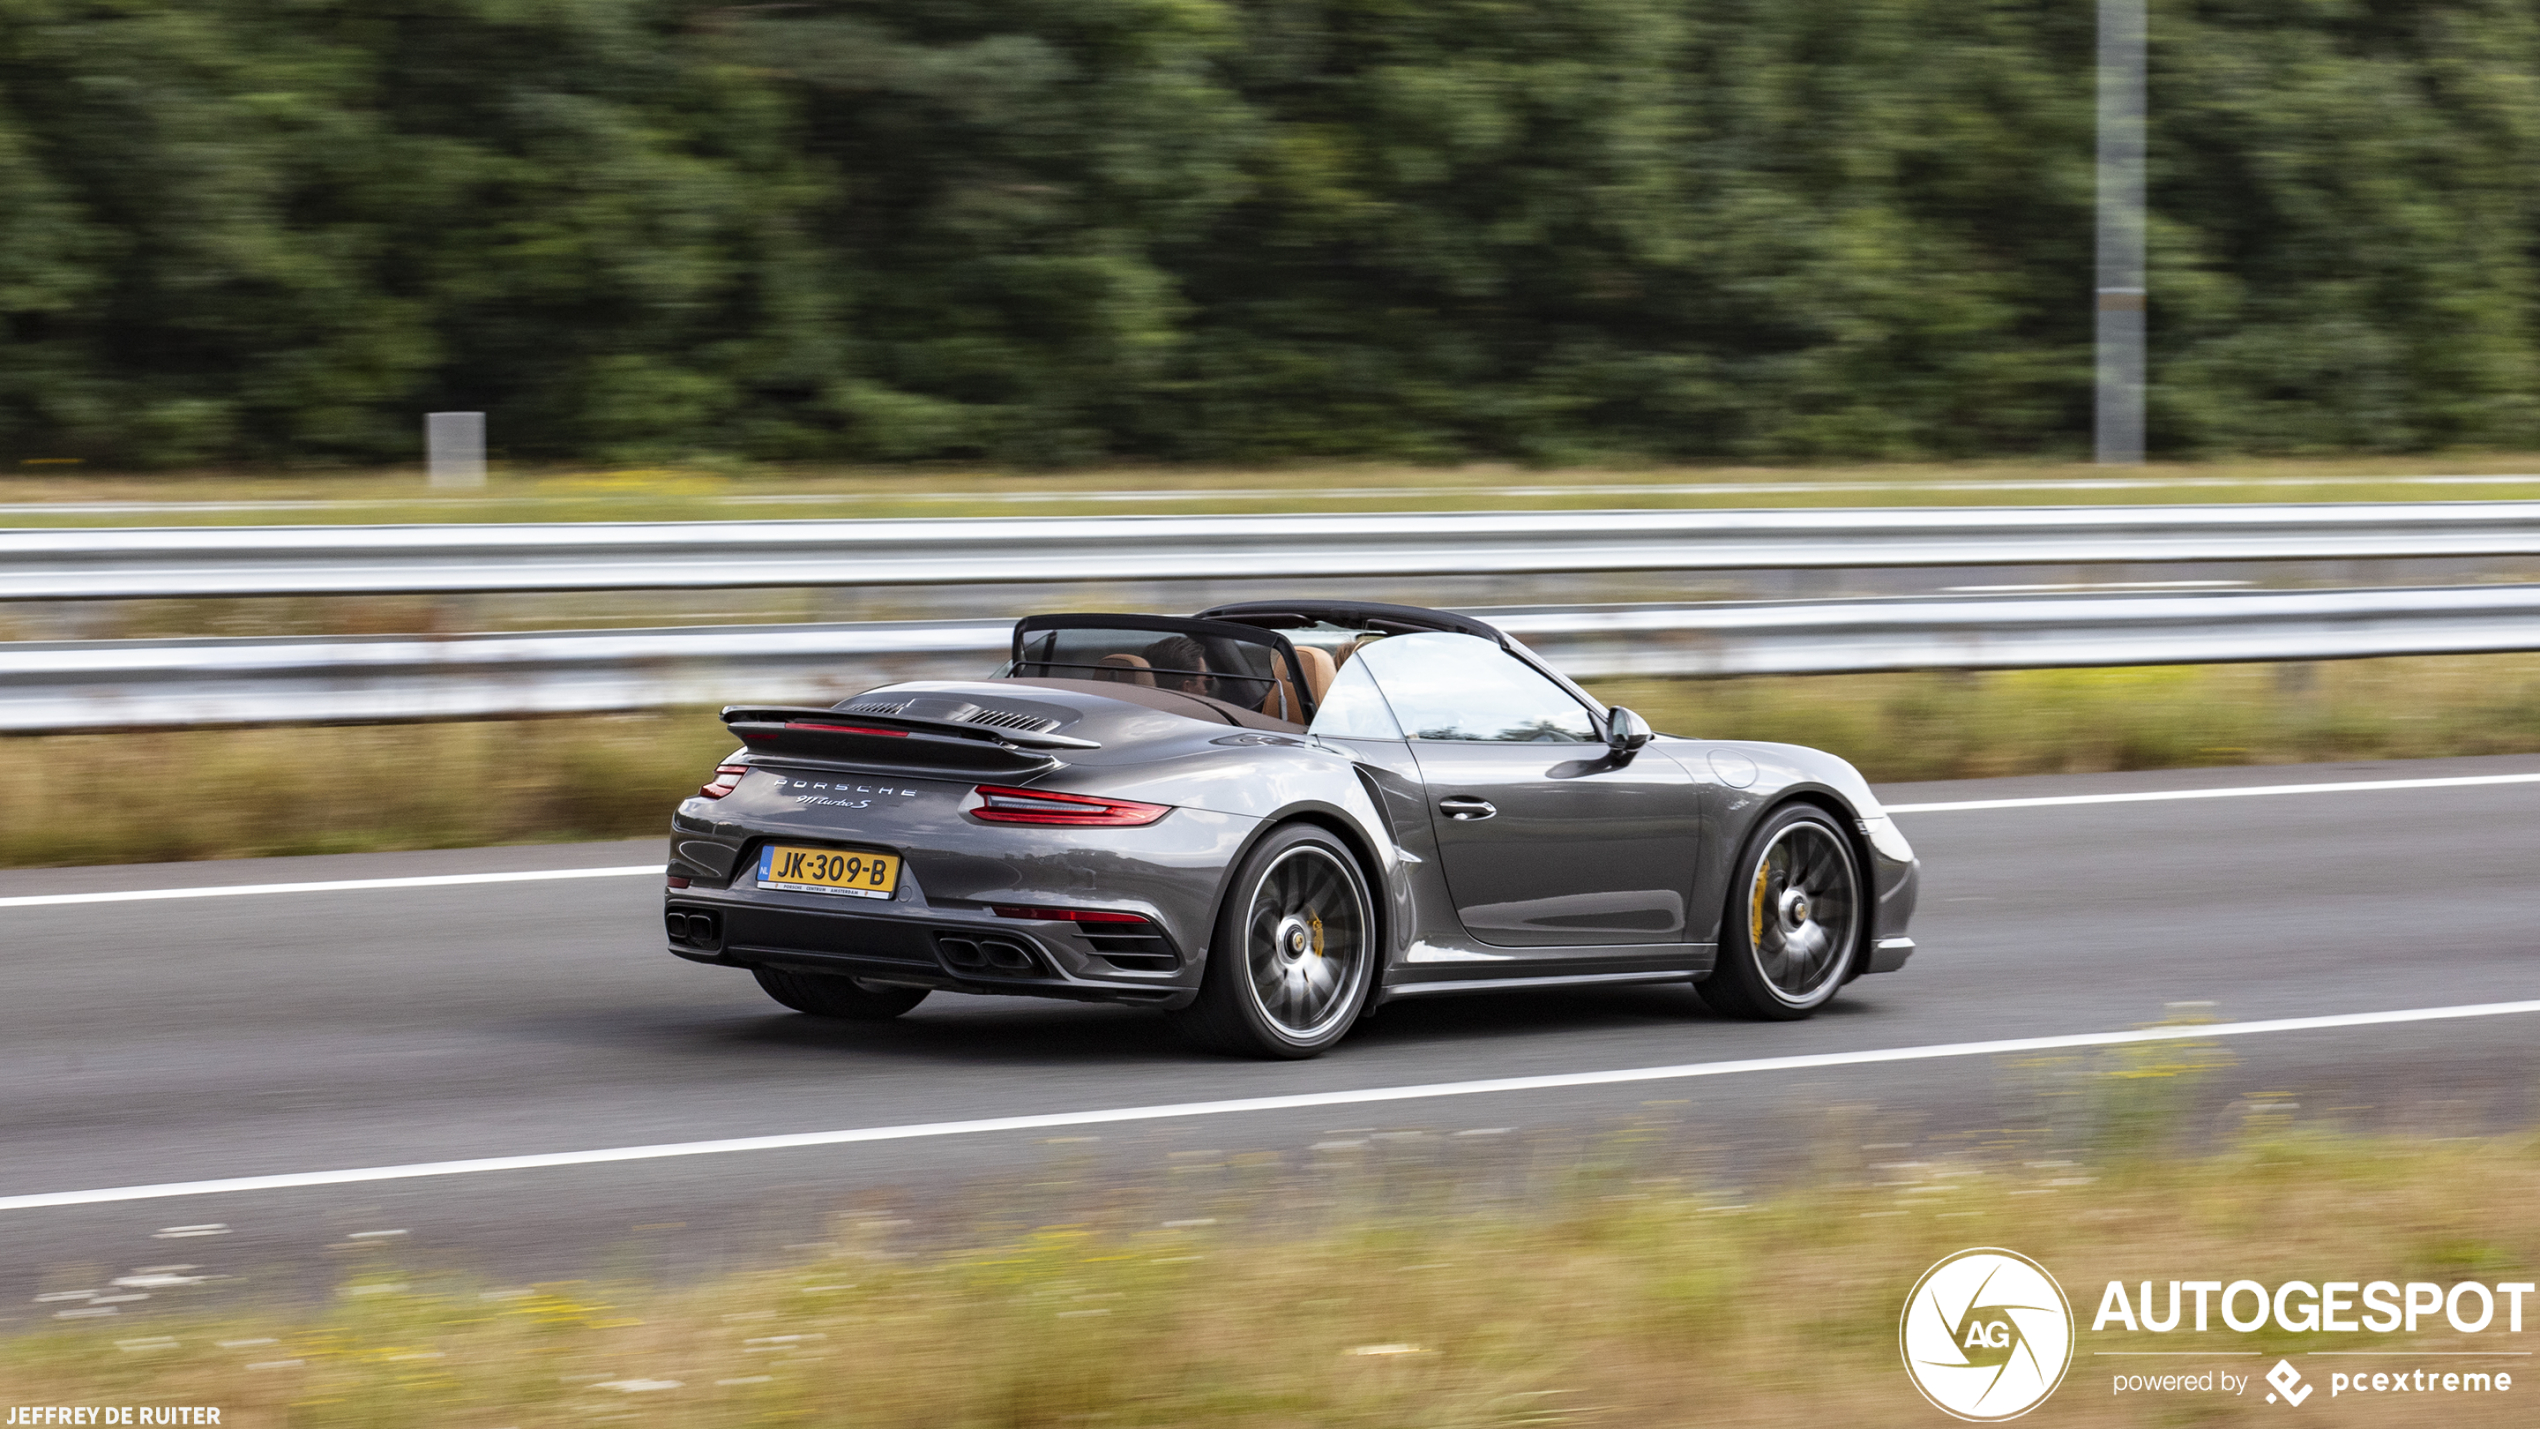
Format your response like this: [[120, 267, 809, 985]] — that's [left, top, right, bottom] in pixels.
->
[[665, 890, 1200, 1009]]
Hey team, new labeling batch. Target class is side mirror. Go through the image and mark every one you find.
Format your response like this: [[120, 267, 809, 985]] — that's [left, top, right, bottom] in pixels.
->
[[1606, 706, 1653, 757]]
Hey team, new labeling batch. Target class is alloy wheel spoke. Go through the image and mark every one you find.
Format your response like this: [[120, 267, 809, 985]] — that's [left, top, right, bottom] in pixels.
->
[[1243, 847, 1366, 1037], [1752, 823, 1858, 1002], [1299, 954, 1336, 1005], [1788, 922, 1828, 965]]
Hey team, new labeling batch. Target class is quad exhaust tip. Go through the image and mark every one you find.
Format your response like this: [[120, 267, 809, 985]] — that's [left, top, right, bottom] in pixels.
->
[[665, 908, 722, 951], [936, 934, 1040, 976]]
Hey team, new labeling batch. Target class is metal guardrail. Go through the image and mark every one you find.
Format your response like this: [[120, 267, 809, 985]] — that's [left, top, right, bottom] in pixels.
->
[[9, 585, 2539, 733], [9, 502, 2540, 600]]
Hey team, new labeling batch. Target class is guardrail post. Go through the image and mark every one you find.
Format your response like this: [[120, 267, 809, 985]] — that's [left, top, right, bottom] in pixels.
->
[[427, 412, 487, 489]]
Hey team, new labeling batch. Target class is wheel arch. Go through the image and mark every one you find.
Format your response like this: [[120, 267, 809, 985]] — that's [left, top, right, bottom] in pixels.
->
[[1734, 786, 1875, 980], [1203, 801, 1393, 995]]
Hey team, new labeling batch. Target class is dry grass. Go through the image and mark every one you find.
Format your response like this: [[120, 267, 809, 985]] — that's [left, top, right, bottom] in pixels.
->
[[8, 1118, 2535, 1426], [9, 654, 2540, 868], [1595, 653, 2540, 784], [0, 713, 738, 867], [9, 452, 2540, 524]]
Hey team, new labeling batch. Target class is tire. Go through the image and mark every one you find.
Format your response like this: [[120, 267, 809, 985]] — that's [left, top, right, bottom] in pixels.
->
[[1697, 804, 1864, 1021], [753, 966, 929, 1021], [1168, 824, 1377, 1059]]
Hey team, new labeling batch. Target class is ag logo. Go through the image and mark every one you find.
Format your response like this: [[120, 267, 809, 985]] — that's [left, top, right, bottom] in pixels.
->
[[1901, 1248, 2075, 1421]]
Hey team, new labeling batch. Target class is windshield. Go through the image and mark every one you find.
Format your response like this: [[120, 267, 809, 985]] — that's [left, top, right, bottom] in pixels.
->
[[1341, 631, 1601, 742]]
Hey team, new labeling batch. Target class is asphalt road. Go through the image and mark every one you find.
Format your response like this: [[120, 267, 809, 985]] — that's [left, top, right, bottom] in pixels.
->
[[5, 753, 2540, 1319]]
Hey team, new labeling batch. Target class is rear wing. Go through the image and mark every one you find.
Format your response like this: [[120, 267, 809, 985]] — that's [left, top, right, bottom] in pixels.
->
[[720, 705, 1094, 777]]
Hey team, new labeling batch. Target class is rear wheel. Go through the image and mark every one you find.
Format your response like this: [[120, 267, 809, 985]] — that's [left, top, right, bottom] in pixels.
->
[[753, 966, 929, 1021], [1697, 804, 1862, 1021], [1170, 825, 1375, 1059]]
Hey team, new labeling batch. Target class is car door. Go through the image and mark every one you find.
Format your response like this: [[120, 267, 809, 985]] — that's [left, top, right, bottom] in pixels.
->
[[1347, 632, 1701, 950]]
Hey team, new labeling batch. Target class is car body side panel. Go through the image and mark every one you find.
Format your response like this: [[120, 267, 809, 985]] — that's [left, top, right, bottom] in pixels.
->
[[1406, 741, 1702, 949], [1313, 735, 1716, 993], [1313, 735, 1468, 980]]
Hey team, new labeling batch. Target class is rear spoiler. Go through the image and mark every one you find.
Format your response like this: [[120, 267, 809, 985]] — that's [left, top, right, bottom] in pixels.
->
[[720, 705, 1095, 776]]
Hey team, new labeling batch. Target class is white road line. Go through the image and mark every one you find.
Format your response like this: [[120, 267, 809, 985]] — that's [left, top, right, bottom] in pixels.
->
[[4, 999, 2536, 1213], [1886, 771, 2540, 814], [0, 865, 660, 909]]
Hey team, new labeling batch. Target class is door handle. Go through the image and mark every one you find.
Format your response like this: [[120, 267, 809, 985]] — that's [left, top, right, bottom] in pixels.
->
[[1438, 796, 1497, 821]]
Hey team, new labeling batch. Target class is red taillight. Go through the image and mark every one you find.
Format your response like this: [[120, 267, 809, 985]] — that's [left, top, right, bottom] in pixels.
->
[[968, 784, 1172, 827], [991, 904, 1152, 924], [699, 763, 749, 799]]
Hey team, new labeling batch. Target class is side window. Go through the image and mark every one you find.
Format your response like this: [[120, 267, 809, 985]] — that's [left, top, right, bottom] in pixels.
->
[[1351, 632, 1600, 743], [1306, 652, 1405, 739]]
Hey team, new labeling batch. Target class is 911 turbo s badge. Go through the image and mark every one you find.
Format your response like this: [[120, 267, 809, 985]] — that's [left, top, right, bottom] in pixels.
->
[[783, 781, 924, 809]]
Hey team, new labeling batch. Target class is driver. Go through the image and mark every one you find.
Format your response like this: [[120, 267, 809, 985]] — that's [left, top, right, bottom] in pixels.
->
[[1140, 635, 1214, 699]]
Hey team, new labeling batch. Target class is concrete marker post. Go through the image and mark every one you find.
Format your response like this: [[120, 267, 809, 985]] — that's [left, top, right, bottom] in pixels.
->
[[427, 411, 487, 489]]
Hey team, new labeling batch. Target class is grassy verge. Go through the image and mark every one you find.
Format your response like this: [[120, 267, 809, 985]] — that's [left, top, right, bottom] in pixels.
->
[[9, 654, 2540, 868], [9, 1119, 2534, 1425], [0, 714, 739, 868], [1599, 653, 2540, 784], [10, 452, 2540, 524]]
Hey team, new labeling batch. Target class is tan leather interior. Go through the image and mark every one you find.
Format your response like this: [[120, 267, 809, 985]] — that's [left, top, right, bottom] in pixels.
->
[[1295, 645, 1335, 704], [1336, 634, 1382, 666], [1092, 652, 1155, 687], [1261, 659, 1300, 722], [1256, 646, 1337, 722]]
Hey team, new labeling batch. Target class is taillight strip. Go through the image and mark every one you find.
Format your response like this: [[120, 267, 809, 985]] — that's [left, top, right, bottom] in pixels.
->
[[968, 784, 1171, 827]]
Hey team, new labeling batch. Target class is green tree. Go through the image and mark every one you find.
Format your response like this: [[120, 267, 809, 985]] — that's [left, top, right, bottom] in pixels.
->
[[0, 0, 2536, 467]]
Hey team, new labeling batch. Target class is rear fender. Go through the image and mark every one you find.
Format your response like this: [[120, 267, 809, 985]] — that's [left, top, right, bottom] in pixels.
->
[[1190, 787, 1402, 990]]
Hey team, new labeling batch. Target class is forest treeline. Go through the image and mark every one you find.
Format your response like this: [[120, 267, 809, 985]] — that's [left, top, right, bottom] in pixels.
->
[[0, 0, 2532, 468]]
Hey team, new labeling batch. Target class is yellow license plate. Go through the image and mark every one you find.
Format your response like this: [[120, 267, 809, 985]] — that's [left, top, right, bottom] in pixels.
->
[[757, 844, 900, 899]]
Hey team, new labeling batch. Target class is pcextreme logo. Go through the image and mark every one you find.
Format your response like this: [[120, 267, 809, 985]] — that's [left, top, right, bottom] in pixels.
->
[[1901, 1248, 2077, 1421]]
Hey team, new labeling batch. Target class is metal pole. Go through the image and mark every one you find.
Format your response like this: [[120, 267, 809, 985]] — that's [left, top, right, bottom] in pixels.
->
[[427, 412, 487, 488], [2095, 0, 2146, 464]]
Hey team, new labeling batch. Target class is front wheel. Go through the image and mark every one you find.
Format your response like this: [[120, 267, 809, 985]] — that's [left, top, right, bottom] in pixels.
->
[[1697, 805, 1863, 1021], [1168, 824, 1376, 1059], [753, 966, 929, 1021]]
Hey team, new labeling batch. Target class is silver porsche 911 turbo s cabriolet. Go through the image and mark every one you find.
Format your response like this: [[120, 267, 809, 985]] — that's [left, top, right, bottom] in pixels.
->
[[663, 600, 1918, 1058]]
